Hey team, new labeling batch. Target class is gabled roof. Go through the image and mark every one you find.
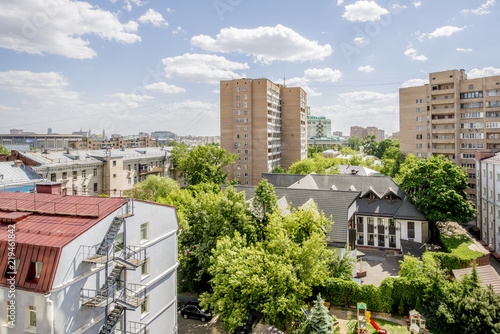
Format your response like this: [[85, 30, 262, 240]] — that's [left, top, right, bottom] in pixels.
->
[[0, 162, 45, 189], [360, 186, 382, 199], [0, 192, 126, 293], [223, 185, 359, 245], [288, 174, 319, 190]]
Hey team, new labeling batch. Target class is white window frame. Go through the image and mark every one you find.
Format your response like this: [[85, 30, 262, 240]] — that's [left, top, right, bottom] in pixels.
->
[[140, 222, 149, 242]]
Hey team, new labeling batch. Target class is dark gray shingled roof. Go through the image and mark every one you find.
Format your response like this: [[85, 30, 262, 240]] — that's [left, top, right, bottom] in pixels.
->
[[222, 185, 359, 245], [262, 173, 426, 221]]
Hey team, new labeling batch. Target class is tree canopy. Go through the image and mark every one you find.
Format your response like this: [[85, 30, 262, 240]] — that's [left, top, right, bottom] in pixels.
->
[[0, 145, 9, 154], [171, 144, 237, 185], [127, 175, 179, 202], [397, 154, 475, 223]]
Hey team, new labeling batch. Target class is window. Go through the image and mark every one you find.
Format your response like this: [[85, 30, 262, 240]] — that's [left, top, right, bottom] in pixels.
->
[[244, 87, 247, 91], [244, 118, 248, 123], [94, 183, 98, 192], [408, 222, 415, 239], [112, 161, 117, 167], [244, 102, 248, 107], [416, 99, 422, 104], [128, 178, 131, 185], [236, 95, 240, 100], [50, 173, 56, 182], [141, 296, 150, 315], [236, 87, 240, 92], [416, 116, 422, 122], [416, 126, 422, 131], [416, 134, 422, 139], [469, 84, 474, 90], [236, 118, 240, 123], [141, 257, 150, 277], [416, 108, 422, 112], [416, 144, 422, 148], [244, 110, 248, 115], [82, 170, 86, 178], [236, 110, 240, 115], [244, 134, 248, 139], [26, 305, 36, 330], [244, 94, 248, 99], [73, 170, 78, 180], [236, 134, 240, 139], [141, 223, 149, 241], [236, 103, 240, 108], [244, 173, 248, 177]]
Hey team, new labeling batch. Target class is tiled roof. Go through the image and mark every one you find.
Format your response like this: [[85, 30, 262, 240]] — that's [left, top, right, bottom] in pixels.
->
[[453, 266, 500, 294], [224, 185, 359, 245], [0, 192, 125, 293]]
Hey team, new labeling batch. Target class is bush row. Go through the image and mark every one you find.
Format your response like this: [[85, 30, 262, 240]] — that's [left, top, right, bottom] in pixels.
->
[[319, 276, 426, 315]]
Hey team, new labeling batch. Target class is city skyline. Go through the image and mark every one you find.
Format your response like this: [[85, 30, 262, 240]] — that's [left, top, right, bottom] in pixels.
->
[[0, 0, 499, 136]]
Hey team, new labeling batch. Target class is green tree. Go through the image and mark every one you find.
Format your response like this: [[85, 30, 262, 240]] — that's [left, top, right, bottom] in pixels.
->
[[271, 165, 287, 174], [374, 139, 398, 159], [202, 204, 334, 332], [174, 145, 237, 185], [127, 175, 179, 202], [251, 179, 278, 236], [296, 294, 335, 334], [397, 154, 475, 224], [328, 246, 357, 280], [347, 136, 362, 151], [381, 146, 405, 177], [361, 135, 378, 156], [398, 254, 424, 280], [0, 145, 9, 154]]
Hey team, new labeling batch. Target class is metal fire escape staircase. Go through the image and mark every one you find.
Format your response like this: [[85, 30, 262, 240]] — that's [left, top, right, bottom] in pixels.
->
[[81, 198, 147, 334]]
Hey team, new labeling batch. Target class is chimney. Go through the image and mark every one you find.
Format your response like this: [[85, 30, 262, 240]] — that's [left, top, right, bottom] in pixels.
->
[[66, 148, 71, 154], [36, 182, 62, 195], [14, 160, 22, 167]]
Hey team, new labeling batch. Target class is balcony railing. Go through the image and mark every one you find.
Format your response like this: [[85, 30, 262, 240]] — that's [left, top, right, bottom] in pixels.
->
[[116, 322, 147, 334]]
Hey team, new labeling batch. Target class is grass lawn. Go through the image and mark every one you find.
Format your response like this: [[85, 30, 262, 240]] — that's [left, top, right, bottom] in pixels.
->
[[441, 234, 484, 261], [365, 318, 408, 334]]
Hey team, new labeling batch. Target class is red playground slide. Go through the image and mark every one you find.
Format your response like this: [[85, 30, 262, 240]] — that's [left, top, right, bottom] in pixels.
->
[[369, 317, 388, 334]]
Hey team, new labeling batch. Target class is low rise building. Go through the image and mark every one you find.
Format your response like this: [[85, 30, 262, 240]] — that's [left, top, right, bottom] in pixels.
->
[[68, 136, 157, 150], [10, 147, 174, 196], [0, 161, 45, 192], [0, 186, 179, 333]]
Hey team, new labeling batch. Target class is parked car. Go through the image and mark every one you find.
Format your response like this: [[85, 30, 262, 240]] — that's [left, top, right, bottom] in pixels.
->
[[180, 304, 213, 322], [234, 313, 261, 334]]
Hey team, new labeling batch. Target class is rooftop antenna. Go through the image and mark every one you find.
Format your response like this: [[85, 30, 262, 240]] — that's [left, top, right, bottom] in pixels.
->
[[283, 75, 286, 86]]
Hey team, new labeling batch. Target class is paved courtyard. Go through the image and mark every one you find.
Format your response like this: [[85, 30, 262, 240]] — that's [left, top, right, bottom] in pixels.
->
[[356, 248, 403, 286]]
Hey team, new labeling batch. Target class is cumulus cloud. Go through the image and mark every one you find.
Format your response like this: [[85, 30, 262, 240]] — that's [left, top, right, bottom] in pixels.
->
[[404, 46, 427, 61], [426, 25, 466, 39], [353, 36, 369, 47], [456, 48, 473, 52], [165, 8, 175, 13], [0, 0, 141, 59], [358, 65, 375, 73], [314, 91, 399, 134], [123, 0, 147, 12], [401, 78, 429, 88], [108, 93, 153, 103], [342, 0, 389, 22], [467, 67, 500, 79], [462, 0, 495, 15], [144, 82, 186, 94], [413, 1, 422, 8], [0, 71, 79, 104], [171, 26, 185, 35], [162, 53, 249, 84], [123, 20, 139, 32], [190, 24, 333, 63], [138, 8, 169, 27], [304, 68, 343, 82]]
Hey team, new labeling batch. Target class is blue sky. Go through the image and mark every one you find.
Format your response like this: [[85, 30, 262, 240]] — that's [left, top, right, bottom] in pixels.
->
[[0, 0, 499, 137]]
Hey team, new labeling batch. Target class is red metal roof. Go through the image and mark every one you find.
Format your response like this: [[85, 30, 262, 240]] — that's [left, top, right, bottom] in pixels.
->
[[0, 192, 125, 293]]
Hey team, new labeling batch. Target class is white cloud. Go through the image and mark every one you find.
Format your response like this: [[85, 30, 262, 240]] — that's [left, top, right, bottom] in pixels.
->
[[401, 78, 429, 88], [162, 53, 249, 84], [392, 4, 407, 10], [358, 65, 375, 73], [212, 89, 220, 94], [462, 0, 495, 15], [0, 0, 141, 59], [413, 1, 422, 8], [337, 0, 344, 5], [171, 26, 185, 35], [165, 8, 175, 13], [123, 0, 146, 12], [108, 93, 153, 103], [144, 82, 186, 94], [138, 9, 169, 27], [353, 36, 369, 47], [342, 1, 389, 22], [427, 25, 466, 39], [304, 68, 343, 82], [123, 20, 139, 33], [0, 71, 79, 104], [404, 46, 427, 61], [191, 24, 333, 64], [456, 48, 473, 52], [467, 67, 500, 79], [315, 91, 399, 134]]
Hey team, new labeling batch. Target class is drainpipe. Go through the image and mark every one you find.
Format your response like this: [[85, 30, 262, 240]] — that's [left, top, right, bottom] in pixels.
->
[[45, 293, 55, 334]]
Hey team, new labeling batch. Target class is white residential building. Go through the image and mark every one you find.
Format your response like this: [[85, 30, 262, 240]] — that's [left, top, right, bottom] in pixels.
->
[[0, 184, 178, 333]]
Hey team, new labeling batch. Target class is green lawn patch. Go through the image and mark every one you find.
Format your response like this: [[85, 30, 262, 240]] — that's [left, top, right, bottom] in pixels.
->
[[440, 234, 484, 261], [366, 318, 408, 334]]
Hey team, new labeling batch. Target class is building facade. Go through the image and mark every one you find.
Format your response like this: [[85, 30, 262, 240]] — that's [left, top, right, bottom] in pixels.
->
[[475, 151, 500, 257], [400, 69, 500, 203], [9, 147, 174, 196], [0, 133, 83, 151], [68, 136, 157, 150], [307, 115, 332, 138], [350, 126, 385, 142], [0, 189, 179, 334], [220, 79, 307, 186]]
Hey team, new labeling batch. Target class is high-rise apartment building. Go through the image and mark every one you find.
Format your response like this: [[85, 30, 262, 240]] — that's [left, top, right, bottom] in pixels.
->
[[307, 107, 332, 138], [350, 126, 385, 141], [400, 69, 500, 203], [220, 79, 307, 185]]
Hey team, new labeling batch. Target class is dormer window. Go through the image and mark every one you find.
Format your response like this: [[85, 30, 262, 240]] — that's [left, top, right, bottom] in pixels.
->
[[385, 193, 396, 203], [27, 261, 43, 281]]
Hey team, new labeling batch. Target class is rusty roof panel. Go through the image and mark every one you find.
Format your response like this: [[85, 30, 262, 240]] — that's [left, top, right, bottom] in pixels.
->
[[0, 192, 125, 293]]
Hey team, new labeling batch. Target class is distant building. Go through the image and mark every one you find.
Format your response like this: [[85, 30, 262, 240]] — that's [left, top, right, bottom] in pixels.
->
[[0, 188, 179, 333], [389, 131, 400, 140], [72, 128, 91, 137], [350, 126, 385, 142], [332, 131, 343, 137], [10, 147, 176, 196], [220, 78, 307, 185], [68, 136, 157, 150], [307, 110, 332, 138], [176, 135, 220, 146], [151, 131, 176, 145], [0, 132, 83, 151]]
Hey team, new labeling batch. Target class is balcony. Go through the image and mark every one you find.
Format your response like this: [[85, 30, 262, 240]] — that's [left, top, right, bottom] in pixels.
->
[[431, 118, 455, 124], [138, 166, 163, 176], [82, 244, 146, 269], [431, 88, 455, 95], [81, 283, 146, 310], [431, 138, 455, 144], [431, 148, 455, 154], [116, 322, 147, 334]]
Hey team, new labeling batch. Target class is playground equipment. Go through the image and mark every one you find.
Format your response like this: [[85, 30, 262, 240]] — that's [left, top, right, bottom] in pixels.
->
[[408, 310, 426, 334], [356, 303, 387, 334]]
